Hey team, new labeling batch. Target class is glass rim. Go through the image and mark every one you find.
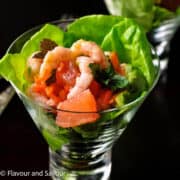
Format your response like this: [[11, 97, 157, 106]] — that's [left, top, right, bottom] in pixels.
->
[[7, 18, 160, 114]]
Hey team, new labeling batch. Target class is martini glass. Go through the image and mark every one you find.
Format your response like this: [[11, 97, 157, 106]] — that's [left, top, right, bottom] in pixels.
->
[[7, 19, 160, 180]]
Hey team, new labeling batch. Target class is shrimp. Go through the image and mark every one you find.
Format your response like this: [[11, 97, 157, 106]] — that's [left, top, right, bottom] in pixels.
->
[[67, 40, 109, 99], [25, 53, 43, 81], [27, 57, 43, 75], [39, 46, 72, 82], [71, 39, 108, 68], [67, 56, 93, 99]]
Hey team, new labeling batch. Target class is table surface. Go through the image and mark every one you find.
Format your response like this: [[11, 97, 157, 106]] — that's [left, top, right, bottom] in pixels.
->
[[0, 0, 180, 179]]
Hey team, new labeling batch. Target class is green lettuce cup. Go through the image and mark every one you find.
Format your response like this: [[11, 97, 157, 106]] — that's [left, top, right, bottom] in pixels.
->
[[0, 15, 160, 180]]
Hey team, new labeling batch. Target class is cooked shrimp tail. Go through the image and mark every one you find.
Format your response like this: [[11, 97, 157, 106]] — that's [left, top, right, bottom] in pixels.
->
[[39, 46, 72, 82], [67, 56, 93, 99], [71, 39, 108, 68]]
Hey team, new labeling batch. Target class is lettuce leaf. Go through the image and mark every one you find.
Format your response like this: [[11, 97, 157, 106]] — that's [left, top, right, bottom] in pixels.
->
[[101, 18, 155, 86], [0, 24, 64, 92], [0, 53, 27, 91], [21, 24, 64, 58], [66, 15, 123, 45], [115, 64, 148, 106], [42, 129, 68, 151]]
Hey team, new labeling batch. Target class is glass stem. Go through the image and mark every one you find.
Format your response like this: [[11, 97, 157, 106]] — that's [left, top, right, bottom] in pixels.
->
[[49, 148, 112, 180]]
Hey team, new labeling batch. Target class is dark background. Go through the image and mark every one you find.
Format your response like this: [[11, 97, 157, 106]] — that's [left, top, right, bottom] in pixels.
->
[[0, 0, 180, 179]]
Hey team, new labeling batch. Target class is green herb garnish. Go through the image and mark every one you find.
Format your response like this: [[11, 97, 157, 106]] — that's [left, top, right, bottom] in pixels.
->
[[89, 63, 128, 91]]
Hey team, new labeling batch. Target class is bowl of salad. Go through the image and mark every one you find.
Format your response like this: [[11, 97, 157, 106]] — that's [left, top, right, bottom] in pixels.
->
[[0, 15, 160, 179]]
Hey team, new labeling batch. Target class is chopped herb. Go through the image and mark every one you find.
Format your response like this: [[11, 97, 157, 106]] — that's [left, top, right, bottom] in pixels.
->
[[89, 63, 128, 91], [108, 74, 129, 91], [45, 69, 56, 86]]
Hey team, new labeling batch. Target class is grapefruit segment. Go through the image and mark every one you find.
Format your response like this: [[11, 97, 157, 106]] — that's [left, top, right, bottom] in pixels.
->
[[56, 89, 100, 128]]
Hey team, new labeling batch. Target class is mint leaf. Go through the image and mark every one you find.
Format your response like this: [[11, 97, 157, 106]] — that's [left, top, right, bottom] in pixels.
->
[[89, 63, 128, 91]]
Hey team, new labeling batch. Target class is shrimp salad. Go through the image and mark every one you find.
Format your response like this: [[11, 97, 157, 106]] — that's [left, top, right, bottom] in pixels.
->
[[26, 38, 131, 127], [0, 15, 156, 130], [27, 39, 126, 105]]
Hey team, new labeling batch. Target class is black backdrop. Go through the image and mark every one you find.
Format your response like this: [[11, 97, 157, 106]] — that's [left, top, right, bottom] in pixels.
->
[[0, 0, 108, 55], [0, 0, 180, 179]]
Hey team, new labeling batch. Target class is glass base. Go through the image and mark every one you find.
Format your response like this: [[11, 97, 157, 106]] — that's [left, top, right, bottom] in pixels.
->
[[49, 148, 112, 180]]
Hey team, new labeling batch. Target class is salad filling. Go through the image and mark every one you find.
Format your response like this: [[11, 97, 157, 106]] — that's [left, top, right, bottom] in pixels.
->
[[26, 39, 129, 127]]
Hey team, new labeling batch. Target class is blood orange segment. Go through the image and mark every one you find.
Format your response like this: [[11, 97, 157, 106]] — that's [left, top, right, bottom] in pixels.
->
[[56, 89, 100, 128]]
